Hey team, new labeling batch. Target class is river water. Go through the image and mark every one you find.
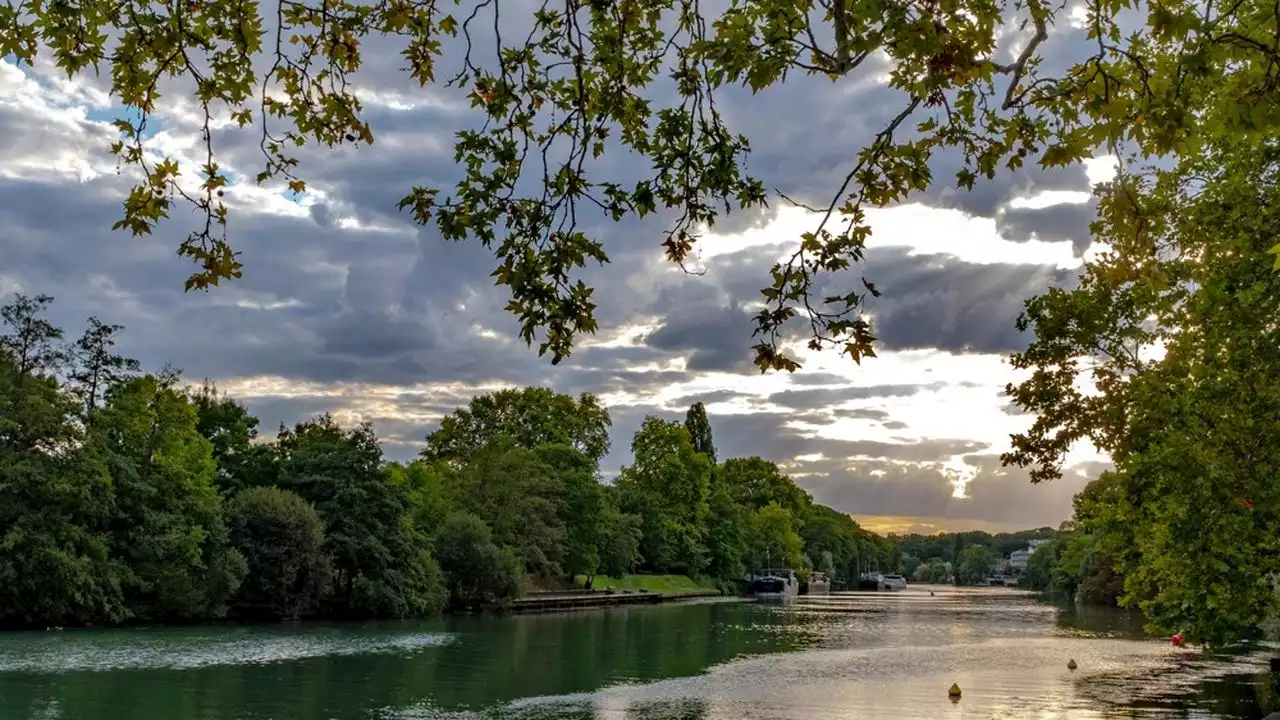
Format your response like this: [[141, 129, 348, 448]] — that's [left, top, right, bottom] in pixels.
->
[[1, 586, 1276, 719]]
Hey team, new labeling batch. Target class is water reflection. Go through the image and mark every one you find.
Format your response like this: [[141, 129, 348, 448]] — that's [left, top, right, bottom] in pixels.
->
[[476, 588, 1277, 720], [1, 588, 1276, 719]]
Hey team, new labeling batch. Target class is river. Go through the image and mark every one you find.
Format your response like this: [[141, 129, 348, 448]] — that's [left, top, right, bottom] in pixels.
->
[[1, 586, 1276, 719]]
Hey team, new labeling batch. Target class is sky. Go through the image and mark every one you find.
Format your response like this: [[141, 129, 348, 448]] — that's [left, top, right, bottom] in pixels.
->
[[0, 7, 1114, 535]]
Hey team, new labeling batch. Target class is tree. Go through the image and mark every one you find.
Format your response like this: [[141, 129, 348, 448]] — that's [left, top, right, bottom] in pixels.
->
[[226, 486, 332, 620], [799, 503, 870, 582], [704, 475, 748, 581], [951, 535, 964, 584], [596, 499, 643, 579], [0, 351, 127, 628], [0, 293, 65, 384], [913, 559, 950, 584], [386, 460, 454, 537], [91, 374, 246, 621], [901, 554, 921, 579], [535, 444, 605, 581], [748, 502, 804, 573], [956, 546, 995, 586], [422, 388, 611, 465], [434, 513, 521, 612], [615, 417, 712, 575], [1003, 140, 1280, 645], [190, 381, 277, 494], [276, 414, 441, 618], [445, 439, 568, 577], [67, 317, 140, 416], [684, 402, 716, 464], [20, 0, 1280, 371], [716, 457, 810, 514]]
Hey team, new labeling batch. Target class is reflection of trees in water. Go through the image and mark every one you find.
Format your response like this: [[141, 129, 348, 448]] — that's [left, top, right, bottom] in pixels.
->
[[1053, 603, 1148, 639], [1069, 658, 1269, 719], [1241, 670, 1280, 715]]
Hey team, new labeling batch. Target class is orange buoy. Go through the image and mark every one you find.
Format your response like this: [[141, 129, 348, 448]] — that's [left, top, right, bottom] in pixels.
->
[[1172, 632, 1184, 647], [948, 683, 962, 698]]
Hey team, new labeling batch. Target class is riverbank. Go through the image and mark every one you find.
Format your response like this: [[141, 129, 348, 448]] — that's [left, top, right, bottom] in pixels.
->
[[511, 588, 722, 613], [573, 574, 718, 594], [510, 574, 722, 613]]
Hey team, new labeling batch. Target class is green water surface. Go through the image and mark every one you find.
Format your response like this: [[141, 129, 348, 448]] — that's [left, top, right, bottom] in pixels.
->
[[0, 589, 1273, 719]]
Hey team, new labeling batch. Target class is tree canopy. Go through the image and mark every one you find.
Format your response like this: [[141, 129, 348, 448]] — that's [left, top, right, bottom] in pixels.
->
[[422, 387, 611, 464], [8, 0, 1277, 369]]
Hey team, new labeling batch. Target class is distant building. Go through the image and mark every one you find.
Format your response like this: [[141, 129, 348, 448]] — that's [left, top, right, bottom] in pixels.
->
[[1009, 549, 1032, 570], [1010, 539, 1052, 571]]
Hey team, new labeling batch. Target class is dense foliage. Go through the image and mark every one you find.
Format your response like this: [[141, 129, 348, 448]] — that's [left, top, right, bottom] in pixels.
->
[[889, 528, 1066, 586], [226, 486, 331, 620], [0, 293, 891, 628], [893, 528, 1056, 561], [913, 559, 950, 584], [955, 546, 996, 586], [1000, 128, 1280, 645]]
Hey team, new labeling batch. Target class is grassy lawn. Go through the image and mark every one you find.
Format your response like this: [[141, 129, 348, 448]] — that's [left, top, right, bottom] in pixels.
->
[[572, 574, 719, 595]]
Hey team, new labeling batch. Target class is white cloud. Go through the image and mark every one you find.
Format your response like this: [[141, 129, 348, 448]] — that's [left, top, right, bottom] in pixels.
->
[[696, 203, 1083, 269]]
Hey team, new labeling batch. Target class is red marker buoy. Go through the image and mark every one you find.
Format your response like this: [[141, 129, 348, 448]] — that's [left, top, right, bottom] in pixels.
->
[[1172, 631, 1184, 646]]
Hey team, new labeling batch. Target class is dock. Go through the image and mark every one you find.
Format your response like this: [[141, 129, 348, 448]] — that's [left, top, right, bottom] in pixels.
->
[[509, 589, 721, 613]]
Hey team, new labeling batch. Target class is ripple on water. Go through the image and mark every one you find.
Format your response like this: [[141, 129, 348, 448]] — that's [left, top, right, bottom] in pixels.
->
[[0, 627, 454, 674]]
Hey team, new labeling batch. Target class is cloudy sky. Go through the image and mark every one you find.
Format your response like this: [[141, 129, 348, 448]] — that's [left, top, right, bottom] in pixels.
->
[[0, 8, 1114, 534]]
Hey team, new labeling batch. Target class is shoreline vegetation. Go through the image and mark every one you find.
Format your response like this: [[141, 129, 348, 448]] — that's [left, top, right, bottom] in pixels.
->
[[9, 289, 1271, 646], [0, 293, 895, 631]]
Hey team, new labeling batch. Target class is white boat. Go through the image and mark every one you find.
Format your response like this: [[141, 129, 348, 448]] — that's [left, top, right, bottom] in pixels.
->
[[749, 568, 799, 600], [878, 574, 907, 591]]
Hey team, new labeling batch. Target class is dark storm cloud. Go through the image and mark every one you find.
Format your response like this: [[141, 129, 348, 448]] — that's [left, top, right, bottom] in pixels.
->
[[768, 384, 933, 411], [858, 248, 1079, 354], [559, 369, 696, 398], [1000, 401, 1028, 416], [962, 455, 1096, 526], [642, 303, 757, 373], [26, 6, 1092, 378], [996, 199, 1099, 256], [795, 460, 962, 519], [0, 172, 553, 388], [233, 395, 350, 434], [674, 411, 987, 466], [912, 138, 1094, 218], [668, 240, 1080, 362], [570, 344, 674, 369]]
